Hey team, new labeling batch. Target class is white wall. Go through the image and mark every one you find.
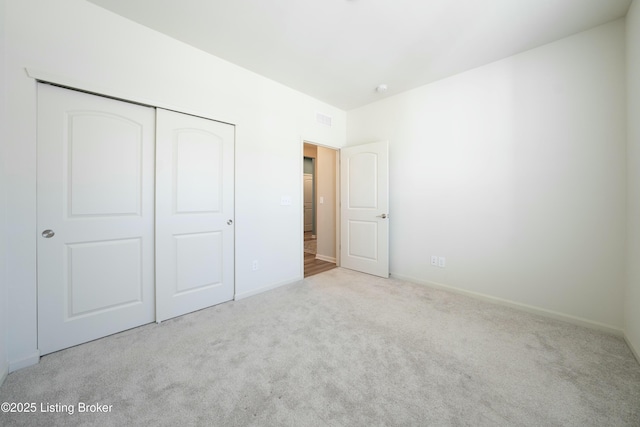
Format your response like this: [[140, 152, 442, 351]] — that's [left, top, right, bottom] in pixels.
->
[[316, 146, 337, 261], [626, 0, 640, 360], [347, 20, 627, 331], [4, 0, 346, 370], [0, 0, 9, 385]]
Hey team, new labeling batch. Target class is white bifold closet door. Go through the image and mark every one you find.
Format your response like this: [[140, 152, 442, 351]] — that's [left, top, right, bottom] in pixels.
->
[[37, 85, 235, 354], [155, 109, 235, 322], [37, 83, 156, 355]]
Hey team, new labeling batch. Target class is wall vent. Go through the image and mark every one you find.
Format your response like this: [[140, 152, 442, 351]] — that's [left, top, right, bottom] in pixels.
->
[[316, 112, 332, 127]]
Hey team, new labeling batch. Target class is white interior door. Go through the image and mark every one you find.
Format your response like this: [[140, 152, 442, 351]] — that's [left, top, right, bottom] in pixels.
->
[[155, 109, 235, 322], [37, 83, 156, 355], [340, 141, 389, 278], [304, 173, 313, 232]]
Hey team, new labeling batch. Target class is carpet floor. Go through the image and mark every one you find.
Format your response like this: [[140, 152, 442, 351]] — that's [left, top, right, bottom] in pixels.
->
[[1, 268, 639, 426]]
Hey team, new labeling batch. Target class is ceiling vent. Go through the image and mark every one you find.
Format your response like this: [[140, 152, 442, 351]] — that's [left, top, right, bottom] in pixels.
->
[[316, 112, 332, 127]]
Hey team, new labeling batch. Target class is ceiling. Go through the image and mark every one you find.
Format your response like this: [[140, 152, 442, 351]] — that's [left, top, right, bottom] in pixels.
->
[[87, 0, 632, 110]]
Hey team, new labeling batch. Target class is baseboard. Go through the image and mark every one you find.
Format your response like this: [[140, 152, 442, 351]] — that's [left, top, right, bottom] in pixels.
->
[[234, 276, 302, 301], [624, 334, 640, 365], [0, 362, 7, 387], [315, 254, 336, 263], [9, 351, 40, 373], [390, 272, 624, 337]]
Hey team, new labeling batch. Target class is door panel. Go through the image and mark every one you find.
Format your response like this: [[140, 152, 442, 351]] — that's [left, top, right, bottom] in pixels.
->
[[155, 109, 234, 322], [347, 221, 377, 260], [67, 238, 143, 317], [175, 130, 223, 212], [174, 232, 223, 293], [348, 152, 377, 208], [340, 141, 389, 278], [37, 83, 156, 355], [68, 113, 143, 216]]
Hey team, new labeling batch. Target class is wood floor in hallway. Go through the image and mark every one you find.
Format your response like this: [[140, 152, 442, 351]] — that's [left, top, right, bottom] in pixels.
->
[[304, 251, 337, 278]]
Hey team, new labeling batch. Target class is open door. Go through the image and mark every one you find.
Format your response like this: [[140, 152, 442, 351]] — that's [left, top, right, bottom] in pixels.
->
[[340, 141, 389, 278]]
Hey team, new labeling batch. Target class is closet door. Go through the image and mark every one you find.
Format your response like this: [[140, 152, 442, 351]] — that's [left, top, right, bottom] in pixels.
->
[[37, 84, 156, 355], [155, 109, 235, 322]]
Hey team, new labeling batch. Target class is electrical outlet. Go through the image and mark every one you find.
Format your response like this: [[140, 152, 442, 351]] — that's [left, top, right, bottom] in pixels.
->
[[252, 260, 259, 271], [438, 257, 446, 268], [431, 255, 438, 266]]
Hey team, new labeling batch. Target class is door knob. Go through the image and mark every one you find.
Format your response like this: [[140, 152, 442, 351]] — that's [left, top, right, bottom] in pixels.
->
[[377, 214, 388, 219], [227, 219, 233, 225], [42, 229, 55, 238]]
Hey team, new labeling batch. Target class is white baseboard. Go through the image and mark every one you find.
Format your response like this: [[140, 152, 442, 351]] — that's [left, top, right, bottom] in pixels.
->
[[234, 276, 302, 301], [0, 362, 7, 387], [624, 335, 640, 365], [9, 351, 40, 373], [390, 272, 624, 337], [315, 254, 336, 263]]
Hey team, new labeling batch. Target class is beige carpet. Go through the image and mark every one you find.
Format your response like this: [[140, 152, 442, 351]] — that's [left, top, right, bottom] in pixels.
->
[[1, 268, 639, 426]]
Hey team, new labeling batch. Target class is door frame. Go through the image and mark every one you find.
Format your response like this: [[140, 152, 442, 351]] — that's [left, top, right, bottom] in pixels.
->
[[300, 139, 341, 276]]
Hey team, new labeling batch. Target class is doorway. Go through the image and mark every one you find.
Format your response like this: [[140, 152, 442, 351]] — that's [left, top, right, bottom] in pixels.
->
[[303, 142, 338, 277]]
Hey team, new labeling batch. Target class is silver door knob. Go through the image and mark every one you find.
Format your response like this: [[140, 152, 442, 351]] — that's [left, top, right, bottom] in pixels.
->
[[227, 219, 233, 225], [42, 229, 55, 238], [377, 214, 388, 219]]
